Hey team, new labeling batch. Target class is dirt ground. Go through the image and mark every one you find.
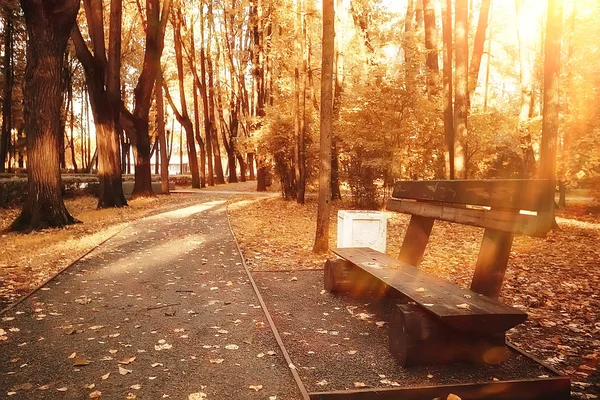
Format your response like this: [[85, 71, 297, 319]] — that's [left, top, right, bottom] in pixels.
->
[[1, 186, 598, 398], [229, 197, 600, 399]]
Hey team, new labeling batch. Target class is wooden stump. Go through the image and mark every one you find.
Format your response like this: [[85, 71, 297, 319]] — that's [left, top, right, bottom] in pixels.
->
[[389, 304, 508, 366], [324, 259, 390, 298]]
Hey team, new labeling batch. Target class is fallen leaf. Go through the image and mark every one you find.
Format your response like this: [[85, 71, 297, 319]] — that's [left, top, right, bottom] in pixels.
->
[[225, 344, 239, 350], [316, 380, 328, 386], [416, 287, 425, 292], [126, 393, 137, 400], [73, 357, 90, 366], [249, 385, 263, 391], [347, 350, 357, 355], [130, 384, 141, 390], [456, 303, 471, 310], [256, 353, 265, 358], [375, 321, 386, 328], [209, 358, 224, 364], [89, 390, 102, 398], [447, 394, 462, 400], [119, 356, 136, 365], [354, 382, 367, 388], [101, 373, 110, 380], [57, 387, 68, 392], [119, 366, 132, 375], [188, 393, 207, 400], [67, 352, 77, 359], [84, 383, 95, 389]]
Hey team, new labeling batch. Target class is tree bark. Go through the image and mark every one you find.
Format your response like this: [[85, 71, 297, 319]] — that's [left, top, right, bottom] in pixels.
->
[[11, 0, 79, 232], [331, 0, 344, 201], [1, 15, 13, 173], [423, 0, 440, 97], [313, 0, 334, 254], [539, 0, 563, 182], [442, 0, 455, 179], [467, 0, 491, 101], [172, 10, 200, 188], [189, 19, 206, 188], [515, 0, 536, 177], [156, 71, 169, 194], [454, 0, 469, 179]]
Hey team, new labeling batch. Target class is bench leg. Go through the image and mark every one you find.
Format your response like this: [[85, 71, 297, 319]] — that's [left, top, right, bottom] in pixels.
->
[[389, 304, 508, 367], [398, 216, 434, 266], [324, 259, 389, 298], [471, 229, 514, 298]]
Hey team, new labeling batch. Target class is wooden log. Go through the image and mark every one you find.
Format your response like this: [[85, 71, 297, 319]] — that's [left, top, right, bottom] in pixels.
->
[[389, 304, 508, 366], [471, 229, 514, 298], [324, 258, 389, 298], [398, 215, 434, 266]]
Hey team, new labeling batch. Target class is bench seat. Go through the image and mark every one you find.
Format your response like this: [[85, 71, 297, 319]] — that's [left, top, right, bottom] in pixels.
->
[[330, 247, 527, 333]]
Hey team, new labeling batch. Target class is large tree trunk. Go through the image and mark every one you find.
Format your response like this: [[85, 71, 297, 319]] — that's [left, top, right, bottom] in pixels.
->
[[71, 21, 126, 209], [453, 0, 469, 179], [467, 0, 491, 101], [128, 0, 172, 197], [423, 0, 440, 97], [11, 0, 79, 232], [313, 0, 334, 254], [515, 0, 536, 177], [442, 0, 455, 179], [0, 15, 13, 173], [539, 0, 563, 182]]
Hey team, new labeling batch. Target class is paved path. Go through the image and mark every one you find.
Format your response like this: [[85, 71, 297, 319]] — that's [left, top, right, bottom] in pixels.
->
[[0, 195, 301, 399]]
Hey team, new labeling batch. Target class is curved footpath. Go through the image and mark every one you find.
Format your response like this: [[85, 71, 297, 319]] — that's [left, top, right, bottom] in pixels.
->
[[0, 194, 303, 399]]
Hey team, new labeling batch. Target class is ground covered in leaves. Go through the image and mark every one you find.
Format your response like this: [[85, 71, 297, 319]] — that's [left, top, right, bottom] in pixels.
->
[[0, 194, 205, 310], [230, 197, 600, 399]]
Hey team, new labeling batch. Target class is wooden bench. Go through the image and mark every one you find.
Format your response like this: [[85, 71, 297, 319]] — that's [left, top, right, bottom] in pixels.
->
[[324, 179, 555, 367]]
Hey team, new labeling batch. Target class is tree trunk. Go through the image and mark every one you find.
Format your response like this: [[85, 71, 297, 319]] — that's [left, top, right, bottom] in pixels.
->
[[71, 22, 126, 208], [248, 153, 255, 180], [172, 10, 200, 188], [156, 71, 169, 194], [515, 0, 536, 177], [539, 0, 563, 182], [197, 6, 214, 186], [442, 0, 455, 179], [207, 54, 226, 184], [467, 0, 491, 101], [454, 0, 469, 179], [313, 0, 334, 254], [331, 0, 344, 201], [127, 0, 172, 198], [423, 0, 440, 97], [1, 16, 13, 173], [189, 20, 206, 188], [11, 0, 79, 232]]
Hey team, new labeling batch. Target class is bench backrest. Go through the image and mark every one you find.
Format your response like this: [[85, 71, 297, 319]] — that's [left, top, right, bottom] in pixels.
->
[[387, 179, 555, 237]]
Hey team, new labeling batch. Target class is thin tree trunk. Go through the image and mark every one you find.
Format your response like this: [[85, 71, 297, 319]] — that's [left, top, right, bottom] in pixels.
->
[[454, 0, 469, 179], [11, 0, 79, 231], [172, 10, 200, 188], [515, 0, 536, 177], [313, 0, 334, 254], [190, 20, 206, 188], [442, 0, 455, 179], [423, 0, 440, 97], [1, 16, 13, 173], [539, 0, 563, 182], [467, 0, 491, 101], [331, 0, 343, 201], [483, 4, 493, 112], [156, 71, 169, 193]]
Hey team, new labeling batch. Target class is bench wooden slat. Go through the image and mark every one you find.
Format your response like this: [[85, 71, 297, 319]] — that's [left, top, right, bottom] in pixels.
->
[[332, 247, 527, 333], [386, 198, 552, 237], [391, 179, 554, 211]]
